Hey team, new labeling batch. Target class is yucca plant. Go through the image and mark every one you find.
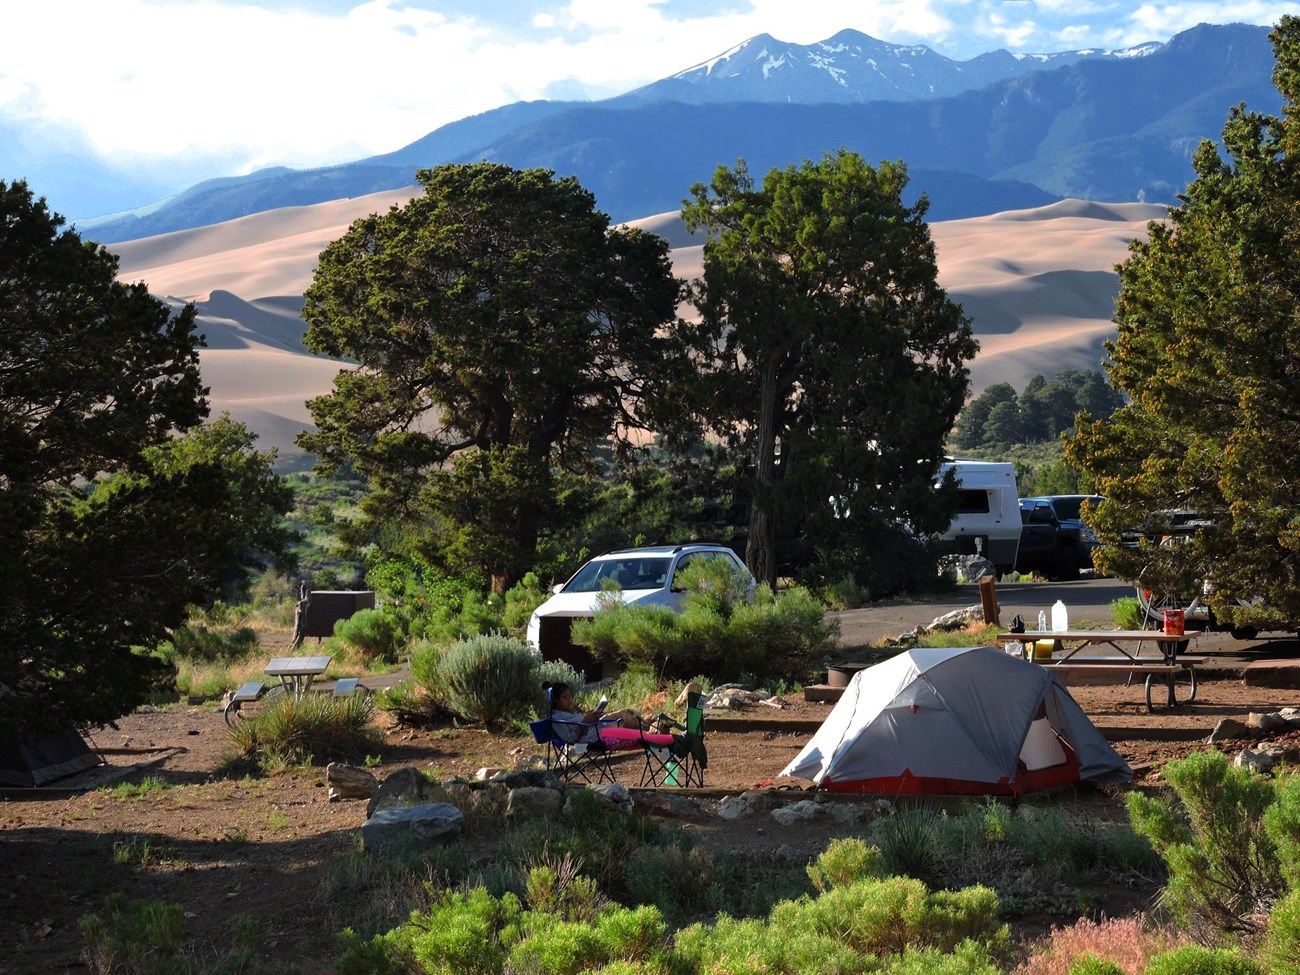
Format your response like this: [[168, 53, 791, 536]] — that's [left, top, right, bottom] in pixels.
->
[[227, 691, 381, 766]]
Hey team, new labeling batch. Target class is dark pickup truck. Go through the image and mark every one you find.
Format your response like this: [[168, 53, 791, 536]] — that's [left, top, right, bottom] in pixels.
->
[[1016, 495, 1103, 580]]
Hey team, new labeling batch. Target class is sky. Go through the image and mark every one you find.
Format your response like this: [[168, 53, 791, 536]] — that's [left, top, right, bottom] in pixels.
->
[[5, 0, 1300, 215]]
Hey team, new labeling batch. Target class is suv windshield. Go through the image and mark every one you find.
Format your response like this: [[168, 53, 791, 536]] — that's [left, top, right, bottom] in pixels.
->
[[564, 557, 672, 593]]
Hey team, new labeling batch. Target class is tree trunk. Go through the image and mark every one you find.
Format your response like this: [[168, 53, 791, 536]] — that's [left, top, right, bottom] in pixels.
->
[[746, 358, 781, 586]]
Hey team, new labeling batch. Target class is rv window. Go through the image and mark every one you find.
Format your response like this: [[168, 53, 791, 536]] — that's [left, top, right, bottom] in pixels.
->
[[956, 490, 990, 514]]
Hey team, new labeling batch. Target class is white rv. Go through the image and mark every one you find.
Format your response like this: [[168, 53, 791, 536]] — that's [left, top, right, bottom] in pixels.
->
[[936, 459, 1021, 575]]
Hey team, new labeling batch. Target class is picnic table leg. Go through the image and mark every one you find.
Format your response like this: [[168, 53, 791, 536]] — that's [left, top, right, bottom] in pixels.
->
[[1144, 666, 1197, 711]]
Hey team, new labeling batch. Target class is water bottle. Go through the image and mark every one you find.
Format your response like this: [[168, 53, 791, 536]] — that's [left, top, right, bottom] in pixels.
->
[[1037, 609, 1047, 632], [1051, 599, 1069, 632]]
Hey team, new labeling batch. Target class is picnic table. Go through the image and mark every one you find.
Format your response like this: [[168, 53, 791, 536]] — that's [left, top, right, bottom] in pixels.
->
[[264, 655, 332, 698], [995, 629, 1202, 711]]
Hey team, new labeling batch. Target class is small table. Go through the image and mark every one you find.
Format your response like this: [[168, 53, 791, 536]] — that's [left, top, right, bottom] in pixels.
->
[[996, 629, 1201, 710], [264, 655, 332, 697]]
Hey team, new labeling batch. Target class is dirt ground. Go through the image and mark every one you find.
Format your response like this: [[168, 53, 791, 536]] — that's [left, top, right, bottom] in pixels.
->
[[5, 651, 1300, 973]]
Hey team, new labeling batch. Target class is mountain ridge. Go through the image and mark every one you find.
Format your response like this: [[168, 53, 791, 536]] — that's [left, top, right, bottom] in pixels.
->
[[69, 22, 1274, 243]]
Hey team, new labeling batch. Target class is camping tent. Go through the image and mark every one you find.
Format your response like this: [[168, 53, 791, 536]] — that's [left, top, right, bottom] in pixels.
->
[[781, 645, 1130, 796], [0, 731, 103, 788]]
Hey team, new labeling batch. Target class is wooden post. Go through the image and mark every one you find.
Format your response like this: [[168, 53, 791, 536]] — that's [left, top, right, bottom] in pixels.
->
[[978, 575, 1000, 627]]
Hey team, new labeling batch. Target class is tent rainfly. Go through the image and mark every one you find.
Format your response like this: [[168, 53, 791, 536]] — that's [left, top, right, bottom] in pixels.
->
[[781, 645, 1131, 796]]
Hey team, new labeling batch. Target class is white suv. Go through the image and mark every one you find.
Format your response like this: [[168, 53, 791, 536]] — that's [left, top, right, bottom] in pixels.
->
[[526, 543, 754, 669]]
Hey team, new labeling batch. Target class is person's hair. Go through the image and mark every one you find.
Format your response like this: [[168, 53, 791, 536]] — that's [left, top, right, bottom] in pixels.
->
[[541, 681, 572, 713]]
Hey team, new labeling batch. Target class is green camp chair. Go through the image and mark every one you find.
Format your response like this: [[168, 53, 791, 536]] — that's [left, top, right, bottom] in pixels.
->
[[639, 691, 707, 787]]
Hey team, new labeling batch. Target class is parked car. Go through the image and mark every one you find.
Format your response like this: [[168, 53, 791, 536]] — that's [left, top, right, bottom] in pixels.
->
[[526, 543, 755, 676], [1016, 495, 1103, 581]]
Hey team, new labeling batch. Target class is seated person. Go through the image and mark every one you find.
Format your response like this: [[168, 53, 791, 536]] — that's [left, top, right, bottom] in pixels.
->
[[543, 681, 675, 751]]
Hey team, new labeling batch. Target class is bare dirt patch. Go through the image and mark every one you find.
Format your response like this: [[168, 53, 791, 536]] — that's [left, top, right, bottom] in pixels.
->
[[5, 656, 1300, 973]]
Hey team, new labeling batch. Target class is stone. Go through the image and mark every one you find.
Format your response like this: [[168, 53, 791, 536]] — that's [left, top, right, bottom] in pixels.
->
[[927, 606, 982, 631], [717, 794, 753, 820], [494, 768, 564, 791], [770, 799, 825, 825], [325, 762, 378, 802], [635, 792, 703, 820], [1235, 749, 1275, 774], [1247, 712, 1290, 733], [589, 782, 631, 812], [830, 803, 865, 824], [675, 682, 703, 707], [937, 555, 997, 584], [506, 785, 563, 819], [475, 767, 506, 781], [1207, 718, 1253, 743], [366, 766, 427, 818], [361, 803, 464, 854]]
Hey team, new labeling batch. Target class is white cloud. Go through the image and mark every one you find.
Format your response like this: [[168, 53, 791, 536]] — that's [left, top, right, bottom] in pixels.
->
[[3, 0, 1299, 182]]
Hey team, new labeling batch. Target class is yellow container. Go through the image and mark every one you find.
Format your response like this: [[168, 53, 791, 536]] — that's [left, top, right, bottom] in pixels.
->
[[1032, 640, 1057, 661]]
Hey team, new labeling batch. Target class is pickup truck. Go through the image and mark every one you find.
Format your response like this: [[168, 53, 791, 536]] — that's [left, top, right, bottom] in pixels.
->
[[1016, 495, 1103, 581]]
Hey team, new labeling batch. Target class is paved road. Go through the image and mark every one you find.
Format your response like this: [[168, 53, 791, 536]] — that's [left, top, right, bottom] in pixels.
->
[[832, 575, 1299, 663]]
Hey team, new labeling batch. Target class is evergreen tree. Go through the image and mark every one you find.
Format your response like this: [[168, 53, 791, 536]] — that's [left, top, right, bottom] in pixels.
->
[[1067, 17, 1300, 626], [1, 182, 290, 738], [681, 151, 976, 586], [298, 164, 681, 593]]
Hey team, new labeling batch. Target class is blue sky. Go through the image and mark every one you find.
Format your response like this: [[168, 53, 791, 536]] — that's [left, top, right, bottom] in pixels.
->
[[5, 0, 1299, 190]]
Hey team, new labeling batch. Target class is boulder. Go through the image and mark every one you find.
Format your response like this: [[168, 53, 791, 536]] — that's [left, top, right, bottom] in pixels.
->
[[366, 767, 427, 818], [937, 555, 996, 583], [1235, 749, 1275, 774], [771, 799, 826, 825], [1207, 718, 1253, 743], [506, 786, 563, 819], [362, 803, 464, 854], [325, 762, 378, 802], [717, 794, 754, 820], [588, 782, 632, 812]]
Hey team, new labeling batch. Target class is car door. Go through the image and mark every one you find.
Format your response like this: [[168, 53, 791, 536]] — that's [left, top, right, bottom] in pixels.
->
[[1019, 500, 1058, 567]]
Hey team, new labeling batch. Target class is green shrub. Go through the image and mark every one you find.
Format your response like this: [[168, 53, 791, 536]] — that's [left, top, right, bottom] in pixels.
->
[[393, 887, 518, 975], [673, 914, 866, 975], [333, 608, 406, 664], [1144, 945, 1263, 975], [78, 892, 186, 974], [1262, 888, 1300, 975], [1110, 597, 1143, 630], [882, 941, 1003, 975], [1126, 750, 1283, 932], [434, 633, 540, 727], [1067, 955, 1126, 975], [571, 565, 837, 684], [227, 691, 382, 766], [871, 808, 946, 887], [1263, 773, 1300, 892], [623, 841, 721, 919], [808, 836, 883, 892], [503, 572, 549, 636]]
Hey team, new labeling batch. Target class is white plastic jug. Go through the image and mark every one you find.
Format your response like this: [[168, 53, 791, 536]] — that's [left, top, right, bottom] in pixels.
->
[[1050, 599, 1069, 633]]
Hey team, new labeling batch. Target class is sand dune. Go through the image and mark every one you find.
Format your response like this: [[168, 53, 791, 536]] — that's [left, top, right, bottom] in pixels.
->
[[112, 194, 1168, 468]]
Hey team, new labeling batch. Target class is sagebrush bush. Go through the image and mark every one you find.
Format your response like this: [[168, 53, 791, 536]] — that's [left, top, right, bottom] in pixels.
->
[[433, 633, 540, 727], [333, 608, 406, 664], [1126, 749, 1283, 932], [227, 691, 382, 766]]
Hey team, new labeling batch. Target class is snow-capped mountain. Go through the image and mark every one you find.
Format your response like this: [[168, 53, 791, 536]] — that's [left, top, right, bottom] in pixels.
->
[[617, 28, 1162, 105]]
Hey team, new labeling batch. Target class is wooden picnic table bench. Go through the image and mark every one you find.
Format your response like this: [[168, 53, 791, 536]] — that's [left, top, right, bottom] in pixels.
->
[[996, 629, 1202, 711]]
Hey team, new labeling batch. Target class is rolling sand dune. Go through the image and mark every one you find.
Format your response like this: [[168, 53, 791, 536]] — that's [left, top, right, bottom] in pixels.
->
[[112, 194, 1169, 469]]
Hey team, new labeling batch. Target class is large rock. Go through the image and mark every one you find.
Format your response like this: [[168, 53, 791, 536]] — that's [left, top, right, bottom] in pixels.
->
[[506, 786, 563, 819], [366, 767, 427, 818], [771, 799, 826, 825], [937, 555, 996, 583], [326, 762, 378, 802], [1207, 717, 1253, 743], [362, 803, 464, 854]]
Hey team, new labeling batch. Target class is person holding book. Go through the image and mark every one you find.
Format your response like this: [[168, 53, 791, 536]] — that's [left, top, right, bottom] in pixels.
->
[[542, 681, 673, 750]]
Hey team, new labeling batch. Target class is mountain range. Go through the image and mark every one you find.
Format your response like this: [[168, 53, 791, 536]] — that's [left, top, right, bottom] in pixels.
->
[[72, 22, 1276, 243]]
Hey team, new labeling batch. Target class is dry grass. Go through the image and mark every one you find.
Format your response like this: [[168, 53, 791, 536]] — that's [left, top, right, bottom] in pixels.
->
[[1014, 916, 1184, 975]]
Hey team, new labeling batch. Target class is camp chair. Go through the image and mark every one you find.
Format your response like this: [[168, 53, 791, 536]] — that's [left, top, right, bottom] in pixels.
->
[[638, 692, 706, 787], [677, 690, 708, 786], [529, 714, 623, 784]]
